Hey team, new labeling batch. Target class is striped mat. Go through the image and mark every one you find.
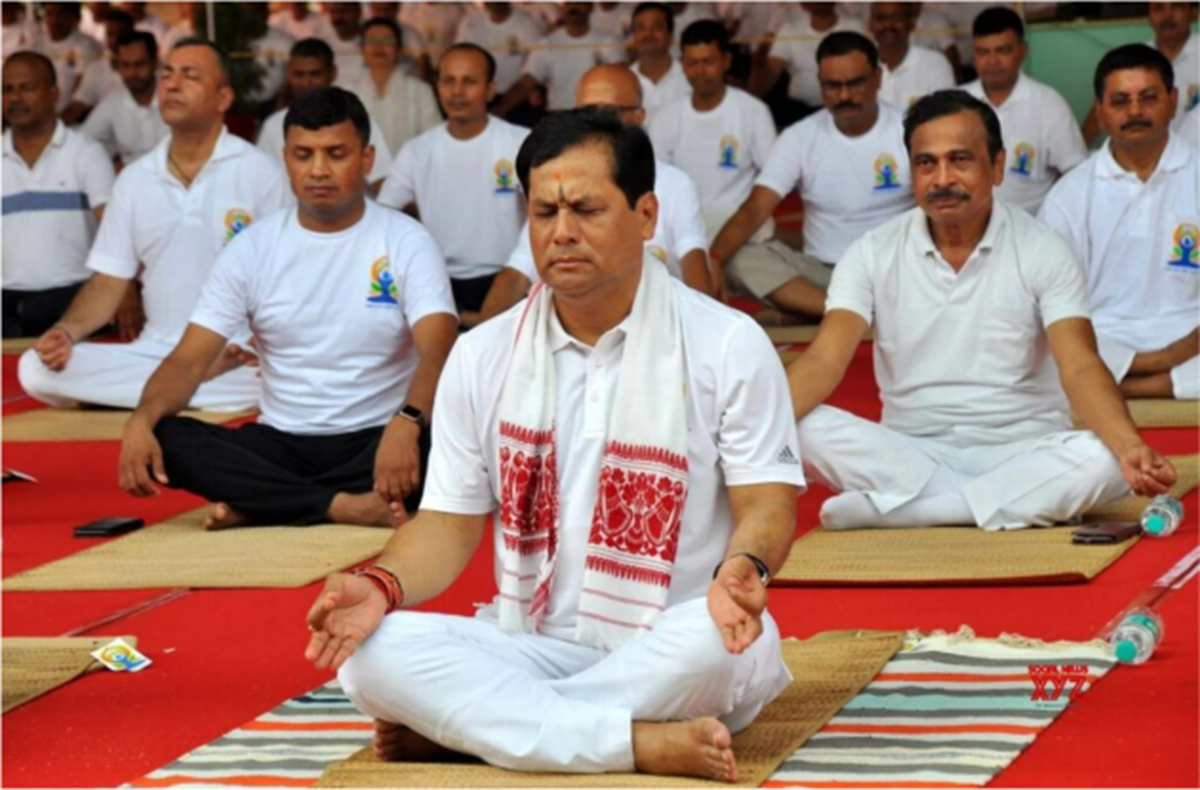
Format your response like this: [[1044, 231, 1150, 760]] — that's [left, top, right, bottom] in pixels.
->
[[132, 632, 1115, 789]]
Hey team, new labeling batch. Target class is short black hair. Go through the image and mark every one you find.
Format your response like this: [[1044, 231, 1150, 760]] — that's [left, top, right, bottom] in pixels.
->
[[116, 30, 158, 61], [290, 37, 335, 70], [973, 6, 1025, 40], [440, 42, 496, 83], [104, 9, 135, 33], [680, 19, 730, 54], [171, 37, 234, 87], [284, 86, 371, 146], [516, 107, 655, 210], [816, 31, 879, 70], [4, 51, 57, 86], [633, 2, 674, 34], [1094, 43, 1175, 100], [361, 16, 403, 48], [904, 89, 1004, 162]]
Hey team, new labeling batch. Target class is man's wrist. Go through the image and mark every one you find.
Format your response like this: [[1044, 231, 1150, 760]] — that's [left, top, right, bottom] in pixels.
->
[[51, 324, 76, 344], [713, 551, 771, 585], [353, 565, 405, 613]]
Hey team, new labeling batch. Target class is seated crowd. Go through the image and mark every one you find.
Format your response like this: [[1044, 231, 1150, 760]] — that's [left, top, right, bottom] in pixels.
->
[[2, 0, 1196, 782]]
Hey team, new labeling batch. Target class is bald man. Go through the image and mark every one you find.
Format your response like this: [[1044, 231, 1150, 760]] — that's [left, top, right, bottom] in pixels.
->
[[479, 63, 712, 322]]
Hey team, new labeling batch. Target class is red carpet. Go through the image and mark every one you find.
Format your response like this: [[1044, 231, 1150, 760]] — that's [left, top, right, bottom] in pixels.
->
[[2, 348, 1196, 787]]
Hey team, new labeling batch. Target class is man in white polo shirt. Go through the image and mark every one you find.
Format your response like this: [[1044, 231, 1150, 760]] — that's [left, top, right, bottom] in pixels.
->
[[80, 31, 168, 166], [494, 2, 625, 116], [119, 88, 458, 530], [479, 64, 712, 322], [1040, 45, 1199, 401], [650, 21, 776, 240], [307, 107, 804, 782], [711, 32, 914, 318], [257, 38, 393, 193], [19, 39, 289, 411], [378, 43, 528, 327], [632, 3, 691, 122], [792, 90, 1175, 531], [869, 2, 954, 110], [3, 52, 114, 338], [964, 7, 1087, 215]]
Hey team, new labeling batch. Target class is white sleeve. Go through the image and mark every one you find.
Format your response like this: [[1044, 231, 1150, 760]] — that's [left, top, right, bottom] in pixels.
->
[[663, 172, 708, 258], [1036, 184, 1086, 267], [78, 138, 115, 209], [748, 97, 779, 171], [754, 127, 802, 198], [717, 317, 806, 489], [367, 117, 395, 183], [397, 226, 458, 327], [71, 61, 105, 107], [647, 110, 677, 164], [823, 234, 876, 324], [79, 97, 115, 153], [928, 50, 956, 92], [188, 233, 254, 341], [1044, 94, 1089, 175], [85, 172, 138, 279], [1030, 230, 1091, 327], [598, 33, 625, 64], [415, 81, 443, 135], [524, 41, 553, 83], [255, 156, 293, 215], [505, 220, 538, 282], [420, 340, 497, 514], [376, 142, 417, 210], [255, 117, 284, 162]]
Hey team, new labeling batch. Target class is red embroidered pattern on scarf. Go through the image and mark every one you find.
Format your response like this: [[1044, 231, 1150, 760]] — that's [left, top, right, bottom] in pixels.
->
[[584, 555, 673, 588], [498, 421, 558, 557]]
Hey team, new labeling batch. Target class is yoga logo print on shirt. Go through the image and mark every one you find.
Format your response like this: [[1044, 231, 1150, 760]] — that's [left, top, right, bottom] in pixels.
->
[[1188, 83, 1199, 112], [1168, 223, 1199, 271], [494, 159, 518, 194], [1010, 143, 1035, 177], [648, 245, 668, 264], [718, 135, 740, 169], [873, 153, 902, 191], [223, 208, 252, 242], [367, 256, 400, 305]]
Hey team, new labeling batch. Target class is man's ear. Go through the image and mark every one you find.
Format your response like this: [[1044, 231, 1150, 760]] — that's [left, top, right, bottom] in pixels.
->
[[992, 147, 1007, 187], [637, 191, 659, 242]]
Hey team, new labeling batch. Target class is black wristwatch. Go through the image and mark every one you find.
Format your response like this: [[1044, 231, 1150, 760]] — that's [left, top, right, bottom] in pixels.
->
[[713, 552, 771, 585], [395, 403, 428, 432]]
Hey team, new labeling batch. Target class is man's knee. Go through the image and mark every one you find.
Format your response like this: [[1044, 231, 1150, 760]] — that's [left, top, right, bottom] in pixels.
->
[[17, 349, 61, 403], [338, 612, 447, 707]]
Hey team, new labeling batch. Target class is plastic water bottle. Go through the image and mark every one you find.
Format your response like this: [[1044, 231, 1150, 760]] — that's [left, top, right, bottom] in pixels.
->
[[1109, 607, 1165, 665], [1140, 495, 1183, 538]]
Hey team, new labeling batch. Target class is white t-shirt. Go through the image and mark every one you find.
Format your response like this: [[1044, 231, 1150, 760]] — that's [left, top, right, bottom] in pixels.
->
[[1038, 134, 1199, 355], [421, 279, 805, 640], [72, 56, 122, 108], [649, 87, 777, 234], [190, 202, 456, 435], [964, 73, 1088, 215], [2, 122, 114, 290], [86, 129, 290, 347], [1153, 33, 1200, 123], [256, 107, 394, 184], [913, 7, 956, 54], [378, 118, 529, 280], [524, 27, 625, 110], [878, 45, 955, 110], [455, 7, 544, 93], [40, 30, 103, 113], [347, 67, 443, 157], [827, 202, 1091, 441], [2, 20, 41, 56], [400, 2, 467, 59], [325, 31, 367, 89], [637, 58, 691, 124], [668, 2, 719, 57], [756, 104, 914, 264], [507, 158, 709, 284], [768, 12, 865, 105], [134, 13, 170, 49], [79, 86, 168, 165], [246, 26, 296, 104], [1181, 106, 1200, 149], [717, 2, 793, 48], [591, 3, 635, 40], [268, 9, 336, 43]]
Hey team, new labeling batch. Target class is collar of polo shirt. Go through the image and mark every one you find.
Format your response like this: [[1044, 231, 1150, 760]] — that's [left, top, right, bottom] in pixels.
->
[[1097, 130, 1191, 182], [912, 202, 1004, 261]]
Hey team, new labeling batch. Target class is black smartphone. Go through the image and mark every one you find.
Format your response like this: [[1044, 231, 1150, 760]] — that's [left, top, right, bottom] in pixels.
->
[[1071, 521, 1141, 545], [73, 517, 145, 538]]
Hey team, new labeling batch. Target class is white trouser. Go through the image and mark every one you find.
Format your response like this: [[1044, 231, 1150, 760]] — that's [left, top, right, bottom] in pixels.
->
[[338, 597, 792, 773], [17, 339, 261, 411], [797, 405, 1130, 530], [1097, 334, 1199, 399]]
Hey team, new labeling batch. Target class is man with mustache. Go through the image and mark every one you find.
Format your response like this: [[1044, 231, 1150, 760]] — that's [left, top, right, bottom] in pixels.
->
[[378, 43, 529, 327], [118, 87, 457, 531], [2, 52, 113, 338], [307, 106, 804, 782], [18, 40, 288, 411], [963, 6, 1087, 215], [790, 89, 1175, 531], [710, 32, 913, 318], [869, 2, 954, 110], [1040, 45, 1199, 401]]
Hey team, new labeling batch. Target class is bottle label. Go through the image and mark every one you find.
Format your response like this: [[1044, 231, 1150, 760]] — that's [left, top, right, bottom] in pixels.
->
[[1127, 612, 1162, 641]]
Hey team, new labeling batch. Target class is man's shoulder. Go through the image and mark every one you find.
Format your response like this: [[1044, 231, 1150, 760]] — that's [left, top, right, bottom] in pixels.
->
[[654, 158, 695, 194], [1042, 149, 1099, 206], [962, 78, 985, 98], [1020, 74, 1073, 109], [456, 302, 522, 360], [856, 205, 921, 252], [367, 201, 441, 251], [489, 116, 531, 146], [780, 108, 827, 144], [60, 124, 108, 158], [877, 102, 907, 132], [728, 86, 771, 115], [676, 281, 766, 346], [404, 122, 446, 152]]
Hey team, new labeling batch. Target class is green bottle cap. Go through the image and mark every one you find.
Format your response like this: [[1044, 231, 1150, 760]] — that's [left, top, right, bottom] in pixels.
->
[[1115, 640, 1138, 663], [1145, 514, 1166, 535]]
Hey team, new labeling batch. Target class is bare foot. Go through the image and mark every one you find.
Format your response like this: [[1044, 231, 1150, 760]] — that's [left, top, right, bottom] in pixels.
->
[[203, 502, 249, 531], [373, 719, 466, 762], [633, 717, 736, 782], [328, 491, 400, 527]]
